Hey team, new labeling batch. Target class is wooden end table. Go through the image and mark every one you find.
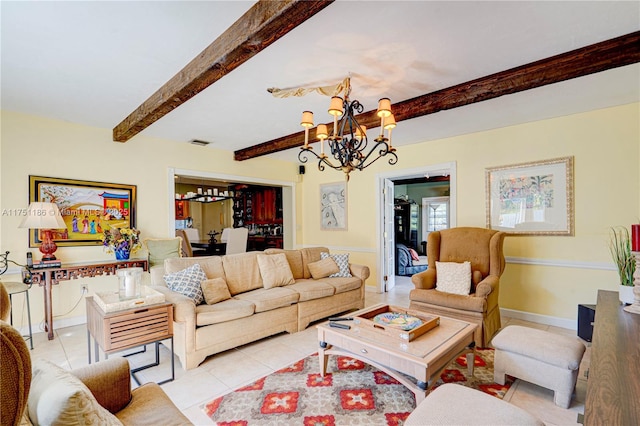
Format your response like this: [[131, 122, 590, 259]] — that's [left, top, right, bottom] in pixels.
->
[[317, 304, 477, 404], [86, 296, 174, 385]]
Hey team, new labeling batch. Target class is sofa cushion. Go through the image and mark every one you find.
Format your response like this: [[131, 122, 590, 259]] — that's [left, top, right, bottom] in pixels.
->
[[164, 256, 225, 280], [287, 279, 336, 302], [320, 277, 362, 294], [195, 298, 255, 326], [410, 288, 486, 313], [321, 252, 352, 277], [163, 263, 206, 304], [222, 252, 264, 295], [29, 359, 123, 426], [257, 253, 295, 289], [436, 261, 472, 295], [201, 277, 232, 305], [307, 257, 339, 279], [264, 249, 304, 279], [409, 247, 420, 261], [233, 287, 299, 313], [301, 247, 330, 278]]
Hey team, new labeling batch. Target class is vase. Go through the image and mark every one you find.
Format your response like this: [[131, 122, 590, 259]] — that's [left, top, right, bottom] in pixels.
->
[[619, 284, 635, 305], [114, 247, 130, 261]]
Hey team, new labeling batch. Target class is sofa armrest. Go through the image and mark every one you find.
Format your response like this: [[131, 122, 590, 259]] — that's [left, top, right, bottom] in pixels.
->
[[150, 266, 167, 287], [474, 275, 498, 298], [150, 286, 196, 322], [411, 269, 436, 290], [72, 358, 131, 414], [349, 263, 370, 282]]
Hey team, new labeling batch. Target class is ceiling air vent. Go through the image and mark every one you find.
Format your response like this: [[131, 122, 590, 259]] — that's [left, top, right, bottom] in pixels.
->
[[189, 139, 211, 147]]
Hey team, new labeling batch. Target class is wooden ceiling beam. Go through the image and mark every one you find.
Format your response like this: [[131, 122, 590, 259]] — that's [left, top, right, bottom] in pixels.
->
[[234, 30, 640, 161], [113, 0, 334, 142]]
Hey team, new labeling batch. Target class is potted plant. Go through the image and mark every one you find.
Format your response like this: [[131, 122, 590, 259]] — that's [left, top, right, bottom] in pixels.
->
[[609, 226, 636, 304]]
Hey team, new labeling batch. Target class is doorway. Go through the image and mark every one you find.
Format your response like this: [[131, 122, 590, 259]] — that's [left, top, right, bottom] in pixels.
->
[[376, 162, 457, 293], [167, 168, 296, 249]]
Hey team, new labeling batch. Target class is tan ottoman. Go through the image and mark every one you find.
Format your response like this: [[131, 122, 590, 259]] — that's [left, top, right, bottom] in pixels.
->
[[405, 383, 543, 425], [492, 325, 586, 408]]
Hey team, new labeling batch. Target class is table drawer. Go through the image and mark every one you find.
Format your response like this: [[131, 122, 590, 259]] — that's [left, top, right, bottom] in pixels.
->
[[341, 338, 391, 367], [87, 300, 173, 353]]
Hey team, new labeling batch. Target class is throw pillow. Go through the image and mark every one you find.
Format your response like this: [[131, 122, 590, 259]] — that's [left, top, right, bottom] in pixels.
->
[[320, 252, 352, 277], [28, 359, 123, 426], [435, 261, 472, 295], [257, 253, 295, 289], [408, 248, 420, 262], [308, 257, 340, 279], [201, 277, 232, 305], [145, 237, 181, 268], [163, 263, 206, 304]]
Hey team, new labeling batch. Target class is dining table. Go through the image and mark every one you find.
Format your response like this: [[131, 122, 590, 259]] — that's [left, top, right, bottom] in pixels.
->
[[191, 239, 226, 255]]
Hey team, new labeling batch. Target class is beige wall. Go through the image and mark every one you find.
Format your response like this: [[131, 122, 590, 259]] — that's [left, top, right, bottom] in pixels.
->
[[0, 110, 298, 329], [297, 103, 639, 323], [1, 103, 638, 331]]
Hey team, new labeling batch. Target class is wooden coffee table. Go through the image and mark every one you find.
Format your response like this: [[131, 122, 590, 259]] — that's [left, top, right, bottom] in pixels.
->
[[317, 304, 477, 404]]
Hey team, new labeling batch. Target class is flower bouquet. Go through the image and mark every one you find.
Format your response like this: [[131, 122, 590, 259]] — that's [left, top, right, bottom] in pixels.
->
[[103, 227, 141, 260]]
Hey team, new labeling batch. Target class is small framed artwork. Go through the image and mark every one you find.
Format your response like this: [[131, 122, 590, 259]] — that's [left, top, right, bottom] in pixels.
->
[[27, 175, 137, 247], [485, 156, 574, 235], [320, 181, 347, 231]]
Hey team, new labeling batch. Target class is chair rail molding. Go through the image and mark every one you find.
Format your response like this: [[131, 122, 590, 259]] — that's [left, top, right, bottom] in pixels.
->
[[506, 256, 615, 271]]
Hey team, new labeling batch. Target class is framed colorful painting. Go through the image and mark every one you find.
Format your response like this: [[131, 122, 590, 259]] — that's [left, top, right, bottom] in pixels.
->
[[485, 157, 574, 236], [27, 176, 137, 247]]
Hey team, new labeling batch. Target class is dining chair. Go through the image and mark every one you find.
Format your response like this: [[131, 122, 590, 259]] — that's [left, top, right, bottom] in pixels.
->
[[220, 227, 232, 243], [225, 228, 249, 255], [175, 230, 207, 257]]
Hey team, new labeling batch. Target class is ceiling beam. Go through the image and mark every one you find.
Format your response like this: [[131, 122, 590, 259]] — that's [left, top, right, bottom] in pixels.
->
[[234, 30, 640, 161], [112, 0, 334, 143]]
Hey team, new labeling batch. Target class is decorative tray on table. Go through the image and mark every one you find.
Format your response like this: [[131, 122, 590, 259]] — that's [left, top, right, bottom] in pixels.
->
[[93, 287, 165, 313], [354, 305, 439, 342]]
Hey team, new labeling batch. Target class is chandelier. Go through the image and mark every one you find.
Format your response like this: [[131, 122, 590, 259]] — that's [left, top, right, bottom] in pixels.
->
[[298, 81, 397, 180]]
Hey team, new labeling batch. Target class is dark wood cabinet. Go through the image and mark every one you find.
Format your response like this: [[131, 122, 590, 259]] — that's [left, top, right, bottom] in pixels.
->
[[233, 185, 282, 227]]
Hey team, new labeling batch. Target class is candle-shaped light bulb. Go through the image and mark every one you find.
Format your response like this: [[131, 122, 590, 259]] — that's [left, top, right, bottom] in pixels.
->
[[328, 96, 343, 137], [384, 114, 396, 147], [317, 124, 328, 157], [301, 111, 314, 148], [377, 98, 391, 136]]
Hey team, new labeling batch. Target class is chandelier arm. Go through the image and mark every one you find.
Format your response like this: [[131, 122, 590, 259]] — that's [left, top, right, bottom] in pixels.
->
[[356, 140, 398, 170]]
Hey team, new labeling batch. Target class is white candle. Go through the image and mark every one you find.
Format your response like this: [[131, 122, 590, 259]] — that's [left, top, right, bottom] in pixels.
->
[[125, 275, 135, 298]]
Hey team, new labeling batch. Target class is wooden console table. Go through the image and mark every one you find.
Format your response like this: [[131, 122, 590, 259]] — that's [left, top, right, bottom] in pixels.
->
[[28, 259, 148, 340], [584, 289, 640, 425]]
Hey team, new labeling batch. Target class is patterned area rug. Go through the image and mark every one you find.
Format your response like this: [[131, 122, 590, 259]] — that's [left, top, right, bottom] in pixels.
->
[[202, 348, 512, 425]]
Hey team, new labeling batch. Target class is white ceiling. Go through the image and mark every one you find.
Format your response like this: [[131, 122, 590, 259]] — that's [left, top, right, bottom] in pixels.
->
[[2, 1, 639, 162]]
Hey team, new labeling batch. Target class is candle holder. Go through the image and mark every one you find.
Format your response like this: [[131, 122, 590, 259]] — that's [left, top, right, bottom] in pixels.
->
[[117, 267, 143, 300]]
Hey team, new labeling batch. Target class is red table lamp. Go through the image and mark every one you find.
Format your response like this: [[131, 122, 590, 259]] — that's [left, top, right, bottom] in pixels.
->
[[19, 202, 67, 261]]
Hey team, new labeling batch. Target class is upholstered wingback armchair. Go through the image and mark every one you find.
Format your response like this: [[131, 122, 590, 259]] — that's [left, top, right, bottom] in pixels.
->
[[409, 227, 506, 347], [0, 320, 192, 425]]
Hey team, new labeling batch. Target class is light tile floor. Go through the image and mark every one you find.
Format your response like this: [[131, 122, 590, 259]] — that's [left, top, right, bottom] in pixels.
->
[[29, 276, 589, 425]]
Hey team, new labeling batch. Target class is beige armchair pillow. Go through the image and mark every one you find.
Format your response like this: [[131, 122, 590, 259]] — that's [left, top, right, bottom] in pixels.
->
[[29, 359, 123, 426], [435, 261, 472, 295]]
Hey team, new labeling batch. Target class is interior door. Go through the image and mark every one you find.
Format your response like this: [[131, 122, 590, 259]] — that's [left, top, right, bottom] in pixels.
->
[[383, 179, 396, 291]]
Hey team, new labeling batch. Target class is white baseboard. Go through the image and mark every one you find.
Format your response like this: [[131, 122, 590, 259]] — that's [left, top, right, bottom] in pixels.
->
[[500, 308, 576, 331], [19, 315, 87, 338]]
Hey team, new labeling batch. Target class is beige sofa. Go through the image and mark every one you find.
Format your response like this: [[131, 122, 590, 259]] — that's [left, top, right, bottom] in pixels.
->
[[150, 247, 369, 370]]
